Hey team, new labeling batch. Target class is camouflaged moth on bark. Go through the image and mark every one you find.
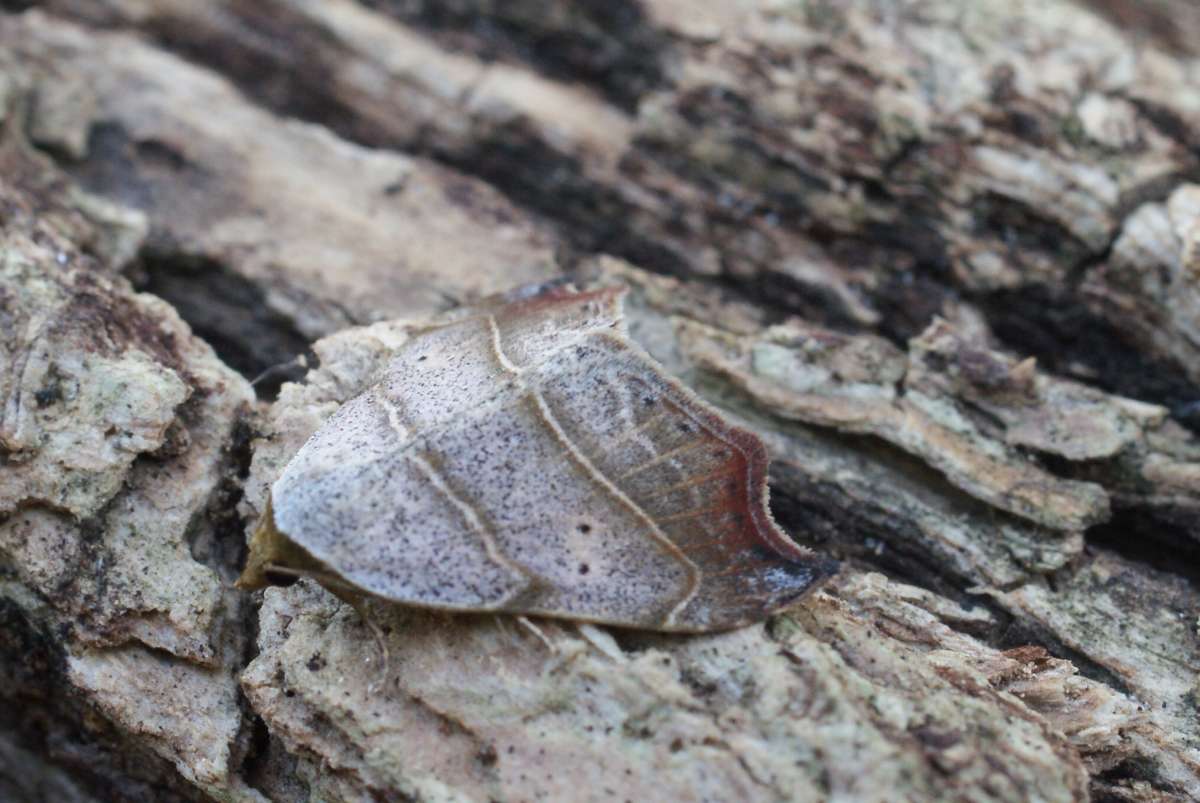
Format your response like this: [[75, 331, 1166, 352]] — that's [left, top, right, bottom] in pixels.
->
[[238, 282, 835, 632]]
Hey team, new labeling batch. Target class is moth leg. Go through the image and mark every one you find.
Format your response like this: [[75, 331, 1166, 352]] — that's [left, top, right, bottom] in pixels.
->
[[515, 615, 557, 655], [248, 354, 308, 389], [575, 623, 625, 663], [345, 597, 391, 697]]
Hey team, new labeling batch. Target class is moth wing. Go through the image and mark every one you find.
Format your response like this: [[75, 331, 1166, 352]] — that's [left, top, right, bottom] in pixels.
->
[[270, 387, 534, 609], [528, 332, 832, 631], [411, 388, 696, 627], [267, 284, 832, 630], [267, 287, 627, 612]]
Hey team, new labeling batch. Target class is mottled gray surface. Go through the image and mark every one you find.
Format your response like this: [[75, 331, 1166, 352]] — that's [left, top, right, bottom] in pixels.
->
[[1, 0, 1199, 800]]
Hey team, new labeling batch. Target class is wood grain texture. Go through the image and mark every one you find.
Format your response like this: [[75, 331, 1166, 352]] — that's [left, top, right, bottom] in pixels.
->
[[247, 284, 832, 631], [5, 2, 1200, 799]]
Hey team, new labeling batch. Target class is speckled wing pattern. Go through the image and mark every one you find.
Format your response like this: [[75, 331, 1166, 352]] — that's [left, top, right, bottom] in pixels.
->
[[266, 284, 833, 631]]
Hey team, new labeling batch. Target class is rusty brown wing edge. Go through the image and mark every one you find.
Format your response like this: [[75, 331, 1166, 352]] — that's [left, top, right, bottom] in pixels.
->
[[624, 342, 840, 629]]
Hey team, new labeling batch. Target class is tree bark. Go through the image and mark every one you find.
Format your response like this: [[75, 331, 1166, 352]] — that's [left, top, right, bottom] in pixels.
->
[[1, 1, 1198, 801]]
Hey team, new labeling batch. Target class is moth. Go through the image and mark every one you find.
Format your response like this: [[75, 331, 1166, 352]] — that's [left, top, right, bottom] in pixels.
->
[[239, 282, 834, 632]]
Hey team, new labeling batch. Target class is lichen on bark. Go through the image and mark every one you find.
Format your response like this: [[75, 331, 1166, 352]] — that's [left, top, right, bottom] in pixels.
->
[[1, 1, 1199, 801]]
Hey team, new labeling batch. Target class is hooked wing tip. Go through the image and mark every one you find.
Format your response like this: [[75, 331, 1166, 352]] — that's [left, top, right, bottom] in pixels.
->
[[762, 552, 840, 604]]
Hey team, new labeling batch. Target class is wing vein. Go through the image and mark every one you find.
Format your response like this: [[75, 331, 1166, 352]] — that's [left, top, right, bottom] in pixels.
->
[[487, 314, 523, 375], [638, 467, 739, 501], [616, 438, 710, 481], [602, 409, 670, 449], [528, 389, 702, 627], [656, 505, 728, 524], [408, 451, 533, 602]]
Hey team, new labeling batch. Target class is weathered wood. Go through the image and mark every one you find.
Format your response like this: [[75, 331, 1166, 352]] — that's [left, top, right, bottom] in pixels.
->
[[1, 1, 1198, 801]]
